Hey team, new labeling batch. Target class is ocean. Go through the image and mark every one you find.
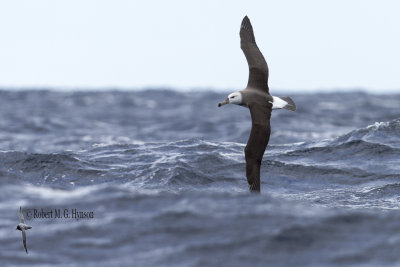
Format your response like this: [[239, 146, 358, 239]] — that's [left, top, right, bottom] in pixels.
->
[[0, 89, 400, 266]]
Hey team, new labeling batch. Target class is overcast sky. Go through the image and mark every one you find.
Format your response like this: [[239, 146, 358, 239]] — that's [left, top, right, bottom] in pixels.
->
[[0, 0, 399, 92]]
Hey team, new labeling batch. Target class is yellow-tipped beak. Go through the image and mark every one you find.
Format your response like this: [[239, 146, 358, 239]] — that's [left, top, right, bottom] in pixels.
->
[[218, 98, 229, 107]]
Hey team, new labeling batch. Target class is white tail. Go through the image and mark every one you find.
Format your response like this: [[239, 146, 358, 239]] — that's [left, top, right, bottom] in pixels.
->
[[271, 96, 296, 111]]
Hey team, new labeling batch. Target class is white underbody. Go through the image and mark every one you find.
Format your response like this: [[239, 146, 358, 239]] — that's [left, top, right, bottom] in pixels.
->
[[270, 96, 287, 109]]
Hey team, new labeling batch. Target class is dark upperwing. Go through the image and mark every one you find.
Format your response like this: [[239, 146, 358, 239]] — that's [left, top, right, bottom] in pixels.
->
[[244, 103, 271, 192], [240, 16, 269, 94]]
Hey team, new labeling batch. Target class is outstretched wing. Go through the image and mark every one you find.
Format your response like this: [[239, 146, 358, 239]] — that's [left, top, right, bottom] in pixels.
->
[[22, 229, 28, 254], [244, 103, 271, 192], [240, 16, 269, 93], [19, 206, 24, 223]]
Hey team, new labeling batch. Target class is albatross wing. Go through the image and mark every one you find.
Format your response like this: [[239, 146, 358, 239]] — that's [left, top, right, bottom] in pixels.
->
[[19, 206, 24, 224], [22, 229, 28, 254], [245, 103, 271, 192], [240, 16, 269, 93]]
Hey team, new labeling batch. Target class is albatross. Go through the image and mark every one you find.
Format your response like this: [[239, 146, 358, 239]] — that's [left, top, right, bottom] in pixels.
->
[[16, 206, 32, 254], [218, 16, 296, 192]]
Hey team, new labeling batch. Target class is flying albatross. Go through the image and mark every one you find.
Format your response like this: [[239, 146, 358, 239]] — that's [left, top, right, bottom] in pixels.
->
[[218, 16, 296, 192], [16, 206, 32, 254]]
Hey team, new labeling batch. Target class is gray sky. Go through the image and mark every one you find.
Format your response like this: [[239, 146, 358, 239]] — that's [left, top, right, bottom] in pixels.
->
[[1, 0, 399, 92]]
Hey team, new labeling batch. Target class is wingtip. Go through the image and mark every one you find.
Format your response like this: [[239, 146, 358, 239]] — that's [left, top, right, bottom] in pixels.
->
[[240, 16, 254, 42]]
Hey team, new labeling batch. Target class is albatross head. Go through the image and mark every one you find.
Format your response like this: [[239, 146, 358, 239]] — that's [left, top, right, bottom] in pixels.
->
[[218, 92, 243, 107]]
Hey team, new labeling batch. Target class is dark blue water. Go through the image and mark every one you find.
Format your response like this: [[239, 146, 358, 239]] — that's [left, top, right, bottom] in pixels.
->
[[1, 90, 400, 266]]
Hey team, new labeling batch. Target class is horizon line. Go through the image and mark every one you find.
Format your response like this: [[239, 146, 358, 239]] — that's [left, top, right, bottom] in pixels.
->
[[0, 85, 399, 94]]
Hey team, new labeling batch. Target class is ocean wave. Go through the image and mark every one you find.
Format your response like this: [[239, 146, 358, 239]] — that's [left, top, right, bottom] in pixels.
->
[[0, 139, 245, 190], [269, 119, 400, 184], [335, 119, 400, 147], [2, 116, 400, 192]]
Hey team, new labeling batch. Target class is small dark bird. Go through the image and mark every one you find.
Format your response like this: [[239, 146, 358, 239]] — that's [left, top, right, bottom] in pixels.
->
[[16, 206, 32, 254], [218, 16, 296, 192]]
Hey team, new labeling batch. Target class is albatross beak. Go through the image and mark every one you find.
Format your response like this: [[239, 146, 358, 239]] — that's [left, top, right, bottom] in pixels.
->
[[218, 98, 229, 107]]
